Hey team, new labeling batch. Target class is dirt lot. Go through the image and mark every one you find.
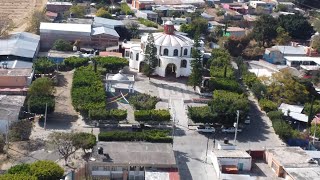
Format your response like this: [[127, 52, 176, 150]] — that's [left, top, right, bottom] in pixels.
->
[[0, 0, 47, 32]]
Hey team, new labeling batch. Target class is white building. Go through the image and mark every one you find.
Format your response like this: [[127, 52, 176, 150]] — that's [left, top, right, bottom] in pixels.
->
[[123, 21, 203, 77]]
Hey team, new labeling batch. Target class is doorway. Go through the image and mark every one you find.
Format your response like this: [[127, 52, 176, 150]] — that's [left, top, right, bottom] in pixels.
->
[[165, 63, 177, 77]]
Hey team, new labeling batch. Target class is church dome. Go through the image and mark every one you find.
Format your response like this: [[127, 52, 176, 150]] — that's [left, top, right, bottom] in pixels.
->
[[152, 32, 194, 47]]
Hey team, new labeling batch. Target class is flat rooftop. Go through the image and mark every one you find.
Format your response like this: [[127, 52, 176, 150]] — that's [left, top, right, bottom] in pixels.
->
[[285, 167, 320, 180], [267, 147, 318, 168], [93, 142, 176, 167], [0, 68, 32, 76], [40, 23, 92, 33], [213, 149, 251, 158]]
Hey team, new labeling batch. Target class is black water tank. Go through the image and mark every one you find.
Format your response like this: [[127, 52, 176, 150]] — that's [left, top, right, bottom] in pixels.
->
[[98, 147, 103, 155], [224, 138, 229, 144]]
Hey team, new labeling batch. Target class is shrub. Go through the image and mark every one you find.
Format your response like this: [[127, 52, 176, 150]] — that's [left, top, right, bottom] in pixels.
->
[[33, 58, 55, 74], [30, 160, 64, 180], [52, 39, 73, 51], [129, 93, 159, 110], [0, 174, 37, 180], [9, 120, 32, 141], [208, 78, 242, 93], [64, 57, 89, 69], [259, 98, 278, 112], [138, 18, 158, 28], [267, 110, 284, 121], [120, 3, 134, 15], [89, 109, 127, 121], [251, 81, 267, 100], [28, 95, 55, 114], [96, 7, 113, 19], [7, 163, 31, 174], [272, 120, 295, 140], [242, 72, 258, 88], [134, 110, 170, 122], [98, 130, 172, 143], [93, 56, 128, 73], [28, 77, 55, 97], [188, 106, 215, 124], [72, 132, 97, 152], [71, 66, 106, 113]]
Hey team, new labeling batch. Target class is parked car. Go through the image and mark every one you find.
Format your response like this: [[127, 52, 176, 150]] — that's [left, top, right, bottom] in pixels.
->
[[222, 127, 242, 133], [245, 116, 250, 124], [197, 125, 215, 133]]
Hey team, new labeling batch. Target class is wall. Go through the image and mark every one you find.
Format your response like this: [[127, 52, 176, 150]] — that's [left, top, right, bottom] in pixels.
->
[[46, 4, 71, 13], [218, 158, 252, 171], [0, 76, 28, 87]]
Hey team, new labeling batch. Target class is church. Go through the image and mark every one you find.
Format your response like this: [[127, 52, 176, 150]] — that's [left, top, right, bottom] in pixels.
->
[[122, 21, 204, 77]]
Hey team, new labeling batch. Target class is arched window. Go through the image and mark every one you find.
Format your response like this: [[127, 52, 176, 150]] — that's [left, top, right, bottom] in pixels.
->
[[181, 60, 187, 68], [164, 48, 169, 56], [136, 53, 139, 61], [158, 59, 161, 67], [154, 47, 158, 54], [130, 52, 133, 59], [184, 49, 188, 56], [173, 49, 178, 56]]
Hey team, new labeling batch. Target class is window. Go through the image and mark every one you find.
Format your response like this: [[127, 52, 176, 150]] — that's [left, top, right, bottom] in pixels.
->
[[136, 53, 139, 61], [130, 52, 133, 59], [173, 49, 178, 56], [154, 47, 158, 54], [125, 51, 130, 57], [184, 49, 188, 56], [158, 59, 161, 67], [181, 60, 187, 68], [164, 48, 169, 56]]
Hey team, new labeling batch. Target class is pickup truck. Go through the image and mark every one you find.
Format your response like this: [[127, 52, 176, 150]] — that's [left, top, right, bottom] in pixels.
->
[[222, 127, 242, 133], [197, 125, 215, 133]]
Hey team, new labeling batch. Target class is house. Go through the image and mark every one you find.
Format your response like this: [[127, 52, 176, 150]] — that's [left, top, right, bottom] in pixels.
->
[[88, 142, 179, 180], [278, 103, 308, 124], [0, 95, 26, 133], [123, 21, 204, 77], [135, 10, 158, 22], [161, 17, 190, 26], [0, 32, 40, 61], [208, 21, 225, 31], [201, 12, 215, 21], [265, 147, 320, 180], [249, 1, 275, 13], [46, 2, 72, 13], [40, 23, 120, 51], [211, 149, 253, 179], [132, 0, 155, 10], [93, 17, 124, 29], [153, 0, 205, 7], [224, 27, 246, 38], [222, 2, 249, 14]]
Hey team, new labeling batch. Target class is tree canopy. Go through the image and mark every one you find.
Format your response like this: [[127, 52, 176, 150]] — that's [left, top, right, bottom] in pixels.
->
[[28, 77, 55, 97], [52, 39, 73, 51], [252, 15, 278, 47], [70, 5, 85, 18], [30, 160, 64, 180], [180, 17, 208, 38], [278, 14, 314, 40], [188, 28, 203, 90], [96, 7, 113, 19], [143, 33, 157, 79], [33, 57, 55, 74]]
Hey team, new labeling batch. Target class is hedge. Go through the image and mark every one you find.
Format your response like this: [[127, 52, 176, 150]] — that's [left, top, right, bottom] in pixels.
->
[[71, 66, 106, 114], [258, 98, 278, 112], [208, 78, 242, 93], [98, 130, 172, 143], [129, 93, 159, 110], [33, 57, 55, 74], [64, 57, 89, 69], [267, 110, 284, 121], [28, 95, 55, 114], [89, 109, 127, 121], [134, 110, 170, 122], [93, 56, 128, 73], [138, 18, 158, 28]]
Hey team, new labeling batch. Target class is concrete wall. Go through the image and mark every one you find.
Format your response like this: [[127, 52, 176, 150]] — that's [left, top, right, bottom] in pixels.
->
[[218, 158, 252, 171], [0, 76, 28, 87]]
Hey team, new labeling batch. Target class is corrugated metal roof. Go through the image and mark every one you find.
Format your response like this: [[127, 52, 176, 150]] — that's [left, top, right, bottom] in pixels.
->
[[272, 45, 306, 55], [0, 32, 40, 58], [40, 23, 92, 33], [93, 17, 124, 28], [91, 27, 120, 37]]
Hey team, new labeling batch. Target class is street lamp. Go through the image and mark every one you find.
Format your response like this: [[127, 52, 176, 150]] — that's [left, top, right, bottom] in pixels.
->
[[234, 110, 240, 145]]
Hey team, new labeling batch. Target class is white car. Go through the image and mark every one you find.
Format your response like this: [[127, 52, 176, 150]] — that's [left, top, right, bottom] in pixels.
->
[[197, 125, 215, 133], [222, 127, 242, 133], [245, 116, 250, 124]]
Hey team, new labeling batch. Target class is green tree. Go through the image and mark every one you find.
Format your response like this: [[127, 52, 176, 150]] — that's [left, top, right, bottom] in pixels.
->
[[0, 174, 36, 180], [311, 34, 320, 53], [278, 14, 314, 40], [33, 57, 55, 74], [126, 21, 140, 39], [276, 27, 291, 45], [52, 39, 73, 51], [96, 7, 113, 19], [7, 163, 31, 174], [30, 160, 64, 180], [313, 19, 320, 33], [9, 120, 32, 141], [70, 5, 85, 18], [252, 15, 277, 47], [272, 120, 295, 140], [143, 33, 157, 79], [48, 132, 75, 165], [188, 28, 203, 90], [251, 81, 267, 100], [274, 4, 288, 12], [28, 77, 55, 97], [267, 70, 309, 104], [72, 132, 96, 153], [180, 17, 208, 38], [224, 36, 250, 57]]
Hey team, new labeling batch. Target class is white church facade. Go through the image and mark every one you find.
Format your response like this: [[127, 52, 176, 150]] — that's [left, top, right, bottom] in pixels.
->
[[122, 21, 204, 77]]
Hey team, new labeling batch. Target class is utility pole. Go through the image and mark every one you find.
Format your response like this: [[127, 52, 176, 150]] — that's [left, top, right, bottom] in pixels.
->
[[44, 103, 47, 130], [308, 96, 315, 149], [234, 110, 240, 145]]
